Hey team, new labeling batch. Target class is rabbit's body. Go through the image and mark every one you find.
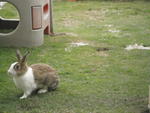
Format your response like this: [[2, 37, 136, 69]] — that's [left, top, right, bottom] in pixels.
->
[[31, 64, 59, 91], [8, 50, 59, 99]]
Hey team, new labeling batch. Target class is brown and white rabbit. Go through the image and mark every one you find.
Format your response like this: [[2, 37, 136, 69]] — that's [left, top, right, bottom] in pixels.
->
[[8, 50, 59, 99]]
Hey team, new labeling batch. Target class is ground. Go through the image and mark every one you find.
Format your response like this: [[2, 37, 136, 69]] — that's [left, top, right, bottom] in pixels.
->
[[0, 1, 150, 113]]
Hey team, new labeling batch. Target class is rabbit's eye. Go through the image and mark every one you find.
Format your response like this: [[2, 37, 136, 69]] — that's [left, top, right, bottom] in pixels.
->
[[14, 64, 20, 70]]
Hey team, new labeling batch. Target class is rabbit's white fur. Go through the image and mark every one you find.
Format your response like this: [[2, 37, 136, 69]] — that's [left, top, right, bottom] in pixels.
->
[[8, 62, 37, 99], [8, 62, 18, 76]]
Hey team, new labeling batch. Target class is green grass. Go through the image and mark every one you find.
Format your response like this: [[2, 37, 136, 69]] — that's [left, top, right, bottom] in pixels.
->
[[0, 1, 150, 113]]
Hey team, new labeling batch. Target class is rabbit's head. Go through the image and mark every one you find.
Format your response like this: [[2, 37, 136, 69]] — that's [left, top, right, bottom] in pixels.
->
[[8, 50, 30, 76]]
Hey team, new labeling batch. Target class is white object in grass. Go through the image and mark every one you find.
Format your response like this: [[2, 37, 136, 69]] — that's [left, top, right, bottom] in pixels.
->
[[65, 42, 89, 52], [71, 42, 89, 47], [125, 43, 150, 50], [104, 24, 113, 27], [108, 29, 120, 33]]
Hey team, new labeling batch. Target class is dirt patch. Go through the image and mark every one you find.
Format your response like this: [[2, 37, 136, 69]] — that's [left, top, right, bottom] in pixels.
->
[[62, 17, 80, 27], [96, 47, 110, 51], [84, 9, 106, 21], [95, 47, 110, 57]]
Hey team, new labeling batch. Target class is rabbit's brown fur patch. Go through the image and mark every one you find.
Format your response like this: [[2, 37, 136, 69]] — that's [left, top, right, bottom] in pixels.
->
[[31, 64, 59, 90]]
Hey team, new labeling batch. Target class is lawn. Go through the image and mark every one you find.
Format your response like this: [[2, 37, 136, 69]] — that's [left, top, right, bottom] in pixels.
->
[[0, 1, 150, 113]]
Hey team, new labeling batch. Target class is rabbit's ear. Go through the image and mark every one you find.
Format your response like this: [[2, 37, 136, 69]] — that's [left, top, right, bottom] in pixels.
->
[[16, 49, 22, 62], [21, 51, 30, 63]]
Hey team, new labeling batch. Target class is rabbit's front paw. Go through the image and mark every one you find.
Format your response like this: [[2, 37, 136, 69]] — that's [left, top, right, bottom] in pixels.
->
[[20, 94, 27, 99], [20, 91, 31, 99]]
